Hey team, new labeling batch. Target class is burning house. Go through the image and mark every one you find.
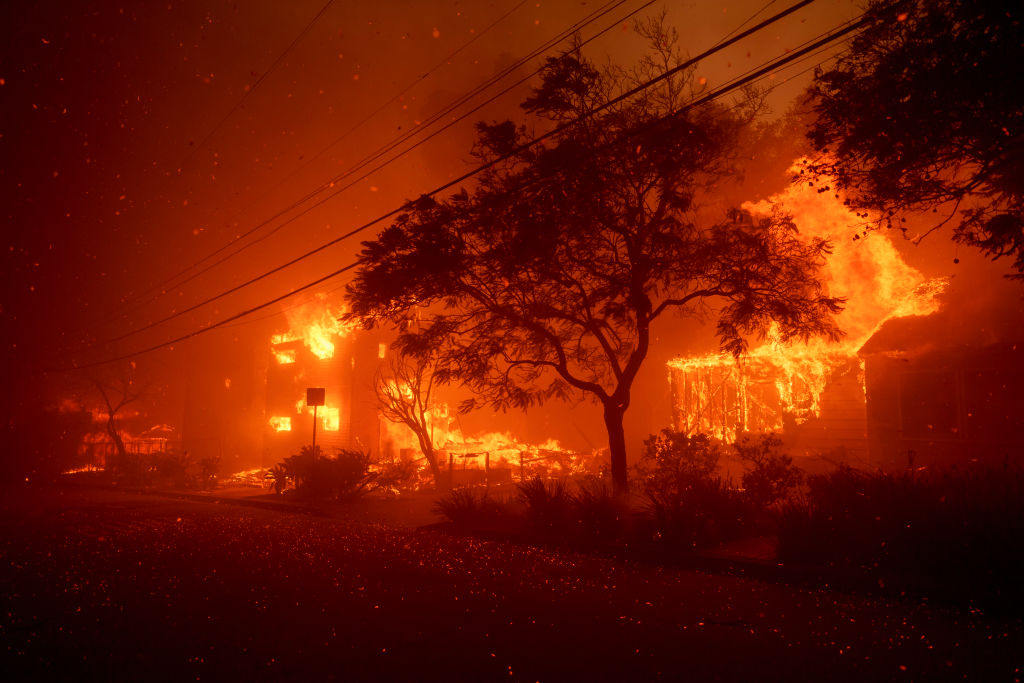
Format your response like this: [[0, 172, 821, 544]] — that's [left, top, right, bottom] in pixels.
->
[[667, 175, 966, 468], [260, 296, 599, 485], [668, 343, 870, 459], [263, 298, 385, 466]]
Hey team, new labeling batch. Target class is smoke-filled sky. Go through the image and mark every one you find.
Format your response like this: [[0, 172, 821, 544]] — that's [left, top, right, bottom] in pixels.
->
[[6, 0, 1015, 441]]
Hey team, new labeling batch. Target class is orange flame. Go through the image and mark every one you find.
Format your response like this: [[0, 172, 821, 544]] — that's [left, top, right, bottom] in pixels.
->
[[742, 168, 945, 348], [295, 398, 340, 431], [273, 349, 296, 365], [272, 295, 357, 361], [269, 416, 292, 432], [379, 400, 594, 480], [668, 164, 947, 441]]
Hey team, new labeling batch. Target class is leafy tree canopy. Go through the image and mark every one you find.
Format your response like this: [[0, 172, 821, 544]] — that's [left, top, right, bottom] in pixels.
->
[[806, 0, 1024, 276], [347, 21, 842, 492]]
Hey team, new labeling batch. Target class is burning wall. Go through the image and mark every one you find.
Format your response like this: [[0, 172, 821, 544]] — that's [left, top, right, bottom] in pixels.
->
[[670, 347, 868, 455], [379, 409, 597, 486]]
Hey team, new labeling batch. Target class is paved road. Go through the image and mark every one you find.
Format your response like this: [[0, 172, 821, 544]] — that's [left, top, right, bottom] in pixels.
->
[[1, 485, 1020, 681]]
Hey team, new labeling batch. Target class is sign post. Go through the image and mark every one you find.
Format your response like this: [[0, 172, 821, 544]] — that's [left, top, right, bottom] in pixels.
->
[[306, 387, 326, 462]]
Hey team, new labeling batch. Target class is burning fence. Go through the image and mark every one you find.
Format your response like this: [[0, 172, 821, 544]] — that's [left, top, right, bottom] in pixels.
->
[[379, 413, 601, 487]]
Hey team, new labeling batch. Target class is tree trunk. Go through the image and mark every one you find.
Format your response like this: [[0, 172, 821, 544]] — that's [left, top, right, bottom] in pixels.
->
[[603, 402, 629, 496], [423, 445, 446, 490], [107, 416, 127, 461], [415, 430, 446, 490]]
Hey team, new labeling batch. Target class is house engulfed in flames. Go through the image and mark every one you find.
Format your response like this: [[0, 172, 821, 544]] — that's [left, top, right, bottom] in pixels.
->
[[264, 297, 385, 464], [263, 297, 600, 484], [664, 176, 1014, 467], [670, 343, 872, 458]]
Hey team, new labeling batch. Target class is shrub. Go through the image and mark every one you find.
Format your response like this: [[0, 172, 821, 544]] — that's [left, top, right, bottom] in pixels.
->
[[270, 446, 379, 502], [636, 430, 722, 486], [777, 465, 920, 566], [433, 488, 507, 525], [108, 450, 149, 487], [268, 464, 288, 494], [570, 480, 628, 541], [278, 446, 319, 489], [372, 460, 418, 495], [294, 448, 377, 502], [517, 477, 573, 531], [152, 450, 195, 489], [643, 476, 748, 550], [776, 462, 1024, 609], [197, 455, 219, 490], [734, 433, 803, 509], [634, 431, 749, 550]]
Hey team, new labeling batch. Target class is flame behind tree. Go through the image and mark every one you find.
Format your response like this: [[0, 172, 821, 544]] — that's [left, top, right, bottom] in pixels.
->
[[374, 352, 445, 488], [87, 362, 146, 466], [347, 20, 843, 495], [742, 166, 946, 350], [668, 174, 948, 442]]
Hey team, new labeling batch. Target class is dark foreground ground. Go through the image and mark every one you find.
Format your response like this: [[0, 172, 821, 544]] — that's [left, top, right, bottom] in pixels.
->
[[1, 485, 1020, 682]]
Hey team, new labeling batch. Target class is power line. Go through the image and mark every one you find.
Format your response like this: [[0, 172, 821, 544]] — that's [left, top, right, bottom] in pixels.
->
[[220, 279, 350, 330], [202, 13, 845, 339], [73, 1, 650, 353], [245, 0, 535, 200], [83, 0, 821, 353], [712, 0, 780, 48], [221, 1, 817, 338], [77, 0, 343, 337], [139, 1, 643, 304], [127, 0, 536, 307], [64, 7, 871, 372], [93, 0, 637, 330], [217, 43, 854, 340], [68, 264, 360, 371]]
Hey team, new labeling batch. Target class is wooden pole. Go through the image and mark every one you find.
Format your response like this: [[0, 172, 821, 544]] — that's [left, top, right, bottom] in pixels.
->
[[312, 404, 318, 463]]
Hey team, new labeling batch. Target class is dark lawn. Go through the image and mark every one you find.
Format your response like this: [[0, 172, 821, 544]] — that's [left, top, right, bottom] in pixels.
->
[[1, 485, 1019, 681]]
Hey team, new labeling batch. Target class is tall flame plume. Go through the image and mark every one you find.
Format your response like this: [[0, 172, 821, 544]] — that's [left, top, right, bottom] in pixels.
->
[[669, 165, 947, 441]]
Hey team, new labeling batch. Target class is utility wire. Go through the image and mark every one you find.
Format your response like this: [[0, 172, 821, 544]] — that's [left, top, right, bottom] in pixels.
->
[[79, 0, 343, 336], [128, 0, 535, 306], [222, 0, 812, 336], [84, 0, 820, 352], [68, 264, 359, 370], [239, 0, 535, 203], [220, 278, 351, 329], [711, 0, 779, 48], [64, 6, 871, 372], [220, 41, 851, 337], [137, 0, 643, 306], [94, 0, 636, 329]]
